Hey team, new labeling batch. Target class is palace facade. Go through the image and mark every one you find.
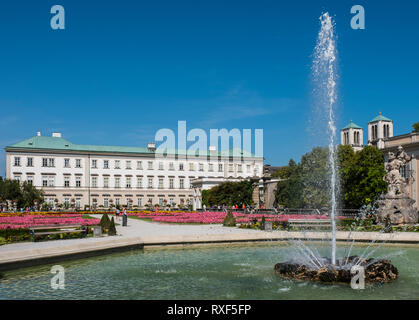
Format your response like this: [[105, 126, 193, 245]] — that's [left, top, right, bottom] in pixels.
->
[[5, 132, 264, 210]]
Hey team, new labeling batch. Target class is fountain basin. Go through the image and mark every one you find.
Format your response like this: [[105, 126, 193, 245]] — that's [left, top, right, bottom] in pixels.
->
[[274, 256, 398, 284]]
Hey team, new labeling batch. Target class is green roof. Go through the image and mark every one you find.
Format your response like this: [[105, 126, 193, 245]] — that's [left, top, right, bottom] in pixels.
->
[[342, 120, 362, 130], [369, 113, 392, 123], [6, 135, 259, 158]]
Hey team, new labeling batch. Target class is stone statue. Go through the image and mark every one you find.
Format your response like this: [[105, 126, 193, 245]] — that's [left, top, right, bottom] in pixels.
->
[[376, 146, 418, 224], [385, 146, 411, 197]]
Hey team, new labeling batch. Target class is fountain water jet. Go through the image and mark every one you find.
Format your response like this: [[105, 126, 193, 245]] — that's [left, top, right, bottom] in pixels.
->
[[312, 12, 339, 265], [274, 12, 399, 285]]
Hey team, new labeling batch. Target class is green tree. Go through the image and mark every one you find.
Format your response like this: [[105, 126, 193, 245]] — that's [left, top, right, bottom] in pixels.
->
[[343, 146, 387, 208], [271, 166, 292, 179], [299, 147, 330, 208], [275, 159, 303, 208], [20, 181, 44, 208], [412, 122, 419, 132], [202, 180, 255, 207], [0, 179, 44, 209], [274, 144, 387, 210]]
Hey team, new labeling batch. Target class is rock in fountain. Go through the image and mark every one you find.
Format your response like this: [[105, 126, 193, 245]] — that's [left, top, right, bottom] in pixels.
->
[[375, 146, 418, 225], [274, 256, 398, 284]]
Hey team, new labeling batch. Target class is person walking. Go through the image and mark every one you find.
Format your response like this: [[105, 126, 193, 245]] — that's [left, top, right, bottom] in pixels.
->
[[115, 207, 120, 221], [203, 204, 206, 212]]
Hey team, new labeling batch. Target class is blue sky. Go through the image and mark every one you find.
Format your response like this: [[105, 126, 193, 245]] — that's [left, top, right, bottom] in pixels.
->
[[1, 0, 418, 177]]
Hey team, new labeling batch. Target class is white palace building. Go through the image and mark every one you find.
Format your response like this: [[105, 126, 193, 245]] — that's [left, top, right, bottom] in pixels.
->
[[5, 132, 264, 210]]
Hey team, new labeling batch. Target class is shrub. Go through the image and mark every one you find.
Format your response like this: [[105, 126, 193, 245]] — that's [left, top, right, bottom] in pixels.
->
[[383, 216, 393, 233], [260, 215, 266, 230], [108, 217, 117, 236], [100, 213, 111, 232], [223, 209, 236, 227]]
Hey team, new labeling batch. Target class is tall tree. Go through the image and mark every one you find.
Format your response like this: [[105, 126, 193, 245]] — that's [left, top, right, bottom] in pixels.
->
[[299, 147, 330, 208], [0, 179, 44, 208], [412, 121, 419, 132], [274, 145, 387, 210], [344, 145, 387, 208]]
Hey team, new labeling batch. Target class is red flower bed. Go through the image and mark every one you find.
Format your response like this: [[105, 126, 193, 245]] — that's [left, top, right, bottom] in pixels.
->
[[0, 214, 100, 230], [131, 211, 344, 224]]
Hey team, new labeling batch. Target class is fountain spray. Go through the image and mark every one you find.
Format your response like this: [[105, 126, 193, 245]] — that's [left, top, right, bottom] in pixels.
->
[[312, 12, 338, 265]]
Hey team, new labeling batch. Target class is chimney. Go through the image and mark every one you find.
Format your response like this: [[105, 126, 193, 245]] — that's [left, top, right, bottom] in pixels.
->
[[37, 131, 41, 136], [52, 132, 62, 138], [147, 142, 156, 152]]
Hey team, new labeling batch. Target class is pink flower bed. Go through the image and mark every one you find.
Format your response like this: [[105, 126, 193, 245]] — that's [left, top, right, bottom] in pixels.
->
[[132, 211, 345, 224], [0, 214, 100, 230]]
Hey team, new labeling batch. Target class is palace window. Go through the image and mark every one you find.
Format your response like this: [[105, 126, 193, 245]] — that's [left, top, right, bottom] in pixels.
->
[[238, 164, 242, 173], [137, 161, 143, 170], [208, 163, 214, 172], [48, 176, 55, 187], [27, 175, 33, 185], [103, 177, 109, 188], [91, 176, 97, 188], [64, 158, 70, 168], [179, 178, 184, 189], [75, 176, 81, 188], [27, 157, 33, 167], [169, 178, 174, 189], [103, 160, 109, 169], [14, 157, 20, 166], [115, 177, 120, 188], [158, 178, 164, 189], [159, 162, 164, 170], [247, 164, 251, 173], [189, 163, 194, 171], [137, 198, 142, 207], [115, 160, 120, 169], [42, 176, 48, 187], [199, 163, 204, 172], [42, 158, 48, 167], [137, 177, 142, 188], [64, 176, 70, 188], [179, 163, 184, 171], [49, 158, 55, 167], [92, 159, 97, 169], [75, 159, 82, 168], [104, 198, 109, 208], [126, 161, 132, 170], [126, 177, 132, 188], [218, 163, 223, 172], [229, 164, 234, 172], [148, 177, 153, 189], [148, 161, 153, 170]]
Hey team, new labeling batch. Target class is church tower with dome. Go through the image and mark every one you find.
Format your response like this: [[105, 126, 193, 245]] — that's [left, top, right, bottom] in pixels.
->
[[341, 112, 393, 151]]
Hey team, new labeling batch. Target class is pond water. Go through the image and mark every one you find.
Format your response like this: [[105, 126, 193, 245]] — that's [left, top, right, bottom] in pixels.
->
[[0, 243, 418, 300]]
